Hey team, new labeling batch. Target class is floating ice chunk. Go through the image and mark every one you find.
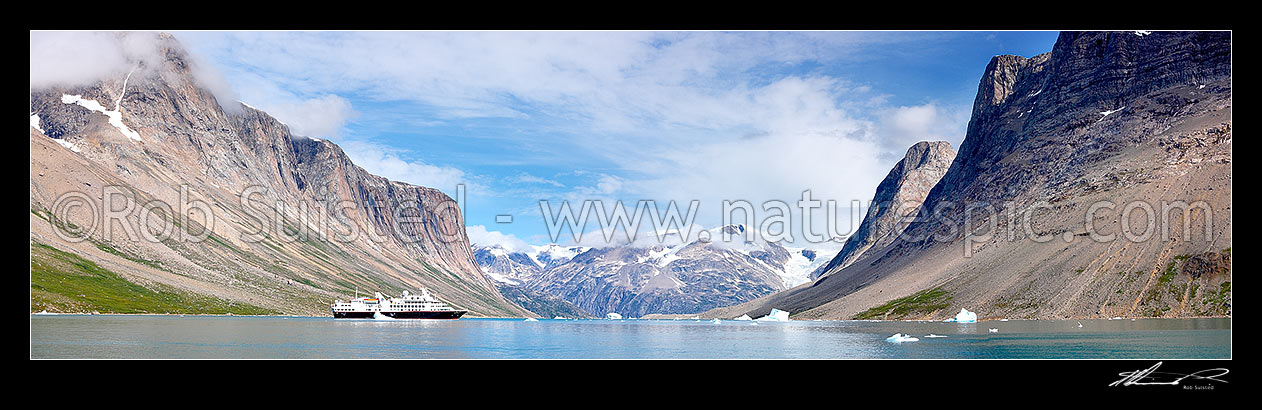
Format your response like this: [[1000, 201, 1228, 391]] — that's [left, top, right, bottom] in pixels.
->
[[924, 334, 947, 338], [711, 318, 721, 324], [988, 328, 999, 333], [605, 312, 623, 320], [945, 308, 977, 323], [734, 314, 753, 321], [755, 308, 790, 322], [553, 316, 567, 320], [372, 311, 396, 320], [885, 333, 919, 343], [999, 319, 1009, 322], [524, 318, 539, 322]]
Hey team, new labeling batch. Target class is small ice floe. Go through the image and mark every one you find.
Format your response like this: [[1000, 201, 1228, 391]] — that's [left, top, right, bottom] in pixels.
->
[[34, 310, 57, 315], [553, 316, 567, 320], [711, 318, 722, 324], [924, 334, 948, 338], [988, 328, 999, 333], [886, 333, 920, 343], [999, 318, 1009, 322], [524, 318, 539, 322], [1077, 321, 1083, 328], [734, 314, 753, 321], [1109, 316, 1124, 320], [750, 322, 760, 326], [372, 312, 396, 320], [755, 308, 791, 322], [605, 312, 623, 320], [945, 308, 977, 323]]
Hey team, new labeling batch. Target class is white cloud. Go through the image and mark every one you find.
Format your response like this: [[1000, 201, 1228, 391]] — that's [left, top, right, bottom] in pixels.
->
[[162, 31, 969, 247], [466, 225, 533, 253], [511, 173, 564, 187], [875, 103, 967, 155], [339, 140, 471, 193], [251, 94, 358, 138], [30, 32, 156, 89]]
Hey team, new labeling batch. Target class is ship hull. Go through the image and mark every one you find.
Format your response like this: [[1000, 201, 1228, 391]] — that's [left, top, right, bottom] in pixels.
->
[[332, 310, 467, 319]]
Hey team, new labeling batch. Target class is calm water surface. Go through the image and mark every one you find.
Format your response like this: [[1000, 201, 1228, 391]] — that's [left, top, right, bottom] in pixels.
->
[[30, 315, 1230, 359]]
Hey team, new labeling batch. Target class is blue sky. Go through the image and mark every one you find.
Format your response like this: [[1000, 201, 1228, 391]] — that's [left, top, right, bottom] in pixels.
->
[[173, 31, 1059, 250]]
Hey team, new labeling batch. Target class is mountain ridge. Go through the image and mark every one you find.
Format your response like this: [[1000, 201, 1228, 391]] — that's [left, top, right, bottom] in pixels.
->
[[30, 32, 531, 317], [703, 31, 1231, 321]]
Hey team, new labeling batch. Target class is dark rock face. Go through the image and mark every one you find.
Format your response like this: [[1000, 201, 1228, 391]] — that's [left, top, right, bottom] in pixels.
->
[[705, 31, 1231, 321], [29, 33, 529, 316], [931, 31, 1231, 210], [815, 141, 955, 277], [495, 285, 595, 319]]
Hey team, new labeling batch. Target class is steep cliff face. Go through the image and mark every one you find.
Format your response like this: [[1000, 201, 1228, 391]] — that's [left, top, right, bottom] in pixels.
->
[[707, 31, 1231, 321], [814, 141, 955, 277], [29, 33, 530, 316]]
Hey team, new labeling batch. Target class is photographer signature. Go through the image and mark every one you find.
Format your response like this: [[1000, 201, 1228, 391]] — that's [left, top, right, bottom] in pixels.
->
[[1110, 361, 1229, 387]]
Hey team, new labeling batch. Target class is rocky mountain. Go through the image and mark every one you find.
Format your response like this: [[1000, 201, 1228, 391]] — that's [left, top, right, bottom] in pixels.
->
[[473, 245, 545, 286], [472, 244, 595, 318], [489, 226, 834, 318], [812, 141, 956, 278], [29, 32, 532, 317], [706, 31, 1231, 321]]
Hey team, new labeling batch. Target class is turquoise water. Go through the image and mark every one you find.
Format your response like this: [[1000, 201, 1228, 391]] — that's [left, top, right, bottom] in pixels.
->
[[29, 315, 1230, 359]]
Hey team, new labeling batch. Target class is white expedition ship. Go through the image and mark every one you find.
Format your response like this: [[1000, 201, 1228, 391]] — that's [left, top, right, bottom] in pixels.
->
[[331, 288, 467, 319]]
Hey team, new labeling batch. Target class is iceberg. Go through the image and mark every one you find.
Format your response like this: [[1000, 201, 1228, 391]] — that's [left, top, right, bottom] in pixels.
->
[[372, 311, 396, 320], [945, 308, 977, 323], [754, 308, 791, 322], [925, 334, 947, 338], [988, 328, 999, 333], [605, 312, 623, 320], [885, 333, 919, 343], [524, 318, 539, 322], [711, 318, 722, 324], [734, 314, 753, 321]]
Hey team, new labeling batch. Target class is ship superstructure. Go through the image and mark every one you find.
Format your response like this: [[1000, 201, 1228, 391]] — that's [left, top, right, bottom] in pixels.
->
[[331, 288, 468, 319]]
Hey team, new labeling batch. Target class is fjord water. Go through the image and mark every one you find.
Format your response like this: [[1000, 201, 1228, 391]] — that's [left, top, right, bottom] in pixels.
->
[[30, 315, 1229, 359]]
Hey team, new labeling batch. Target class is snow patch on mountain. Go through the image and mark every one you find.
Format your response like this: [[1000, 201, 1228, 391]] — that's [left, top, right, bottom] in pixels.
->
[[61, 94, 142, 142], [782, 247, 837, 287]]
